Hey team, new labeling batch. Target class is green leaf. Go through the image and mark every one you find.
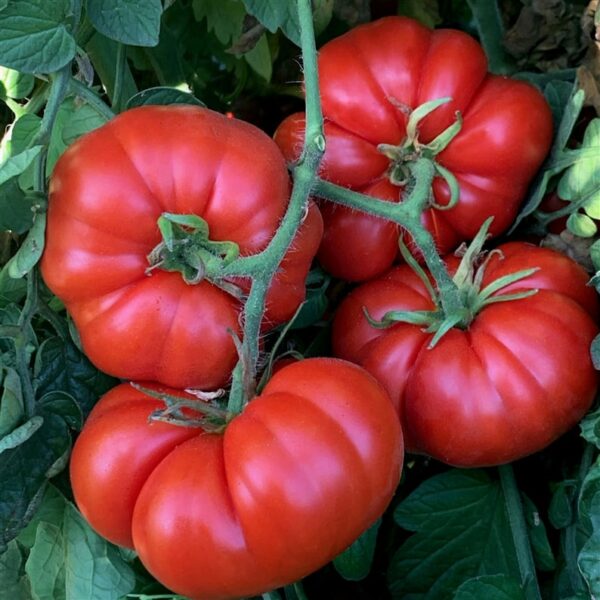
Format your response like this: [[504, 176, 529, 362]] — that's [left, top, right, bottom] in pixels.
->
[[86, 0, 163, 47], [454, 574, 525, 600], [578, 460, 600, 595], [0, 396, 73, 550], [0, 0, 77, 74], [0, 67, 34, 100], [464, 0, 515, 75], [585, 196, 600, 220], [567, 213, 597, 238], [0, 540, 31, 598], [0, 146, 42, 187], [0, 113, 41, 164], [590, 240, 600, 272], [39, 391, 82, 431], [333, 518, 380, 581], [34, 336, 117, 420], [578, 459, 600, 532], [0, 268, 27, 308], [192, 0, 245, 45], [20, 486, 136, 600], [0, 178, 34, 234], [388, 470, 521, 599], [543, 80, 577, 129], [141, 19, 187, 88], [548, 481, 576, 528], [0, 416, 43, 454], [592, 335, 600, 373], [511, 87, 584, 229], [578, 530, 600, 597], [0, 367, 24, 437], [397, 0, 441, 29], [86, 33, 138, 103], [126, 86, 205, 109], [312, 0, 333, 35], [3, 96, 107, 190], [46, 97, 108, 172], [581, 403, 600, 447], [559, 119, 600, 213], [7, 212, 46, 279], [244, 33, 272, 81], [290, 268, 330, 330], [241, 0, 301, 46]]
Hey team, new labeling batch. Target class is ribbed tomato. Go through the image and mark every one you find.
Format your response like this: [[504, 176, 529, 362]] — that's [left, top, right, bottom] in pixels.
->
[[41, 105, 323, 389], [69, 359, 403, 599], [275, 17, 553, 281], [332, 243, 599, 466]]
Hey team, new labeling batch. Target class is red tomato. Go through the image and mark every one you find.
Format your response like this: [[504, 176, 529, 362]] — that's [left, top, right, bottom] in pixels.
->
[[332, 242, 599, 466], [41, 106, 323, 389], [274, 17, 553, 281], [70, 359, 402, 599]]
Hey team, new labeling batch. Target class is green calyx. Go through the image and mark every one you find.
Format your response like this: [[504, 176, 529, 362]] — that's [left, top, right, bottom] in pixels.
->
[[367, 218, 540, 347], [132, 383, 229, 432], [377, 97, 462, 210], [146, 213, 242, 295]]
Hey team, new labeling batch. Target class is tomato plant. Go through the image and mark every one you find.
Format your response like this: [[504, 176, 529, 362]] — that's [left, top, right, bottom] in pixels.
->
[[333, 241, 599, 466], [40, 105, 323, 389], [3, 1, 600, 599], [275, 16, 553, 281], [70, 359, 403, 599]]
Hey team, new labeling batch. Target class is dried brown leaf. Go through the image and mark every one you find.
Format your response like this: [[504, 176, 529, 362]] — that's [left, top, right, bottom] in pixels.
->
[[579, 1, 600, 114], [504, 0, 586, 72]]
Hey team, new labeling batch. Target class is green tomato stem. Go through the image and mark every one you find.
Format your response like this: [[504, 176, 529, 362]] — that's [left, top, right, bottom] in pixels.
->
[[498, 464, 542, 600], [226, 0, 325, 414], [112, 43, 127, 113], [22, 84, 50, 116], [313, 160, 464, 317], [69, 78, 115, 121], [30, 65, 71, 193]]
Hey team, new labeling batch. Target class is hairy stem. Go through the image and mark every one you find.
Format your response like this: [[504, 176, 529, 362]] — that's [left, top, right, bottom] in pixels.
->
[[226, 0, 325, 414], [313, 160, 463, 316]]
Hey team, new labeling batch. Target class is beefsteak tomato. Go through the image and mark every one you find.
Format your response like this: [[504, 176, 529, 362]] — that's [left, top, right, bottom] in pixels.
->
[[41, 105, 323, 389], [275, 17, 553, 281], [332, 242, 599, 466], [70, 359, 403, 599]]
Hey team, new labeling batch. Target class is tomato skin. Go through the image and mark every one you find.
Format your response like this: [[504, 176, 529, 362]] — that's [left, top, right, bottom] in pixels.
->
[[332, 243, 599, 466], [41, 105, 323, 389], [274, 17, 553, 281], [69, 383, 200, 548], [70, 359, 403, 599]]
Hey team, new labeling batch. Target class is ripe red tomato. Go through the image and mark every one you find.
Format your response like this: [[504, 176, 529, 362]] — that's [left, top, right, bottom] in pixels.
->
[[70, 359, 403, 599], [332, 242, 599, 466], [275, 17, 553, 281], [41, 105, 323, 389]]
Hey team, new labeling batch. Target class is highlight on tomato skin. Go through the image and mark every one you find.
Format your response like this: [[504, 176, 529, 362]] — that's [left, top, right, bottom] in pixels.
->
[[69, 359, 404, 600], [274, 16, 554, 282], [332, 242, 600, 467], [40, 105, 323, 391]]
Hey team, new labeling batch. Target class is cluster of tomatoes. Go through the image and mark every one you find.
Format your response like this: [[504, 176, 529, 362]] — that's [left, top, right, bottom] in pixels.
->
[[40, 16, 599, 600]]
